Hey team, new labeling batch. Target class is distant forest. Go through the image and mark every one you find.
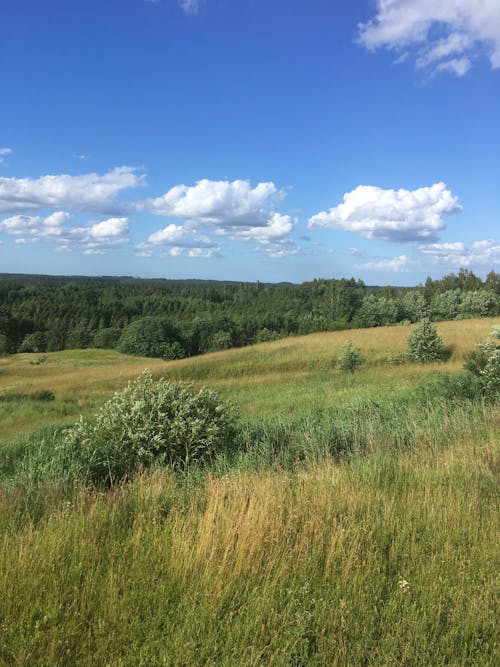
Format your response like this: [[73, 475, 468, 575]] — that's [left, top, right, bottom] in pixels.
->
[[1, 269, 499, 358]]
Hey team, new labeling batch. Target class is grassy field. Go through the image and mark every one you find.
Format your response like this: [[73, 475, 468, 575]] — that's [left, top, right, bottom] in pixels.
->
[[0, 318, 498, 665], [0, 317, 496, 439]]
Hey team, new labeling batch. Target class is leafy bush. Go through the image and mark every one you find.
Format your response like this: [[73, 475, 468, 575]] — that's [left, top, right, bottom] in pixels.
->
[[58, 370, 238, 486], [463, 340, 496, 375], [418, 371, 482, 402], [407, 319, 444, 363], [463, 339, 499, 402], [491, 324, 500, 340], [481, 350, 500, 401], [337, 342, 363, 372]]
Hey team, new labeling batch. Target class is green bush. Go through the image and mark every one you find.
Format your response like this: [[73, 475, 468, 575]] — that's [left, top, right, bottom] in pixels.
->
[[491, 324, 500, 340], [418, 371, 482, 402], [58, 370, 238, 486], [337, 342, 363, 373], [481, 350, 500, 401], [464, 340, 496, 375], [463, 339, 499, 402], [407, 319, 444, 363], [31, 390, 55, 402]]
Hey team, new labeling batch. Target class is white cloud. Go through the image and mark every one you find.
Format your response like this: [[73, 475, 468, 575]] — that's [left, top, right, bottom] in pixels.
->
[[308, 183, 461, 242], [136, 178, 296, 255], [0, 166, 143, 214], [357, 254, 411, 272], [0, 211, 130, 253], [180, 0, 204, 15], [136, 222, 221, 258], [87, 217, 129, 240], [417, 239, 500, 267], [225, 213, 297, 244], [0, 148, 12, 164], [0, 211, 70, 239], [137, 178, 283, 228], [434, 57, 472, 76], [260, 241, 303, 259], [358, 0, 500, 75]]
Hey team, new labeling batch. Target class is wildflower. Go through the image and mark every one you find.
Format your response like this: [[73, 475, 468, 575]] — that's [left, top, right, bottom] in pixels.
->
[[398, 576, 410, 592]]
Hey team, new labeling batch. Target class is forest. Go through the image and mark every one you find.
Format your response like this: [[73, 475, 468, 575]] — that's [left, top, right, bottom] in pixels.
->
[[0, 268, 499, 358]]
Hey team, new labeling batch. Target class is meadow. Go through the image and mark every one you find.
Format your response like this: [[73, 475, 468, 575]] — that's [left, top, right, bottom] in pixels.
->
[[0, 318, 498, 665]]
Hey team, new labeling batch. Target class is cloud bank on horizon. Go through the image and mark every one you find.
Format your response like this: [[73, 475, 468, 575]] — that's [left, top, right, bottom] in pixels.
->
[[358, 0, 500, 76], [0, 164, 498, 273]]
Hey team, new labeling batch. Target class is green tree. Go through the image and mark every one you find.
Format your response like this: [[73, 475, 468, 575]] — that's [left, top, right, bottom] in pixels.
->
[[407, 319, 444, 363], [337, 342, 364, 372], [116, 317, 184, 359]]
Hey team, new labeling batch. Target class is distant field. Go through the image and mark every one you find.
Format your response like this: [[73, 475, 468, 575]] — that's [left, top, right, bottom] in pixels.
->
[[0, 317, 496, 440]]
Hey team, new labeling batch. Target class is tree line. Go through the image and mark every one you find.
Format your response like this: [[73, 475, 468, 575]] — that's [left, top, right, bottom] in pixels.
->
[[0, 269, 498, 358]]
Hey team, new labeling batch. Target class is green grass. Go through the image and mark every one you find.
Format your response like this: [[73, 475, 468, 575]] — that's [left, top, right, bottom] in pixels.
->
[[0, 416, 497, 665], [0, 317, 496, 436], [0, 317, 498, 665]]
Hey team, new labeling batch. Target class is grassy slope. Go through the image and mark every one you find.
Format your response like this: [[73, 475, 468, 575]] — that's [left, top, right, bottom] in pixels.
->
[[0, 318, 498, 665], [0, 317, 496, 439]]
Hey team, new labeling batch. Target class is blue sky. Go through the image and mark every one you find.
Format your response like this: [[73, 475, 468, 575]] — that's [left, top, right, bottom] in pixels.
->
[[1, 0, 499, 284]]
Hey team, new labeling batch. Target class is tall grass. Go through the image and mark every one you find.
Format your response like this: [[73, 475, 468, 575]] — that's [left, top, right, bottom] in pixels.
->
[[0, 318, 497, 665], [0, 417, 497, 665]]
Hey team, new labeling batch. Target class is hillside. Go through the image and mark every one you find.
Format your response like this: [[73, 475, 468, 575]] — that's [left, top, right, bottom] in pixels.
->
[[0, 317, 496, 439], [0, 317, 498, 665]]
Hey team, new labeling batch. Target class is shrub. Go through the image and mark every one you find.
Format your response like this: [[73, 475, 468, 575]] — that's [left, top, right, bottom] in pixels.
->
[[491, 325, 500, 340], [463, 339, 499, 402], [29, 355, 48, 366], [481, 350, 500, 401], [407, 319, 444, 363], [418, 371, 482, 402], [31, 390, 55, 402], [337, 342, 363, 372], [58, 370, 238, 486], [464, 340, 496, 375]]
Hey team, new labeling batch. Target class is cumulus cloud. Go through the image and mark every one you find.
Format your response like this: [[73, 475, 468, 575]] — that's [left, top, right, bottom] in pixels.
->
[[0, 211, 130, 253], [357, 254, 411, 272], [136, 223, 220, 258], [417, 239, 500, 267], [136, 178, 297, 257], [308, 183, 461, 242], [224, 213, 297, 245], [358, 0, 500, 75], [0, 166, 143, 214], [0, 211, 70, 240], [137, 178, 283, 228], [0, 148, 12, 164]]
